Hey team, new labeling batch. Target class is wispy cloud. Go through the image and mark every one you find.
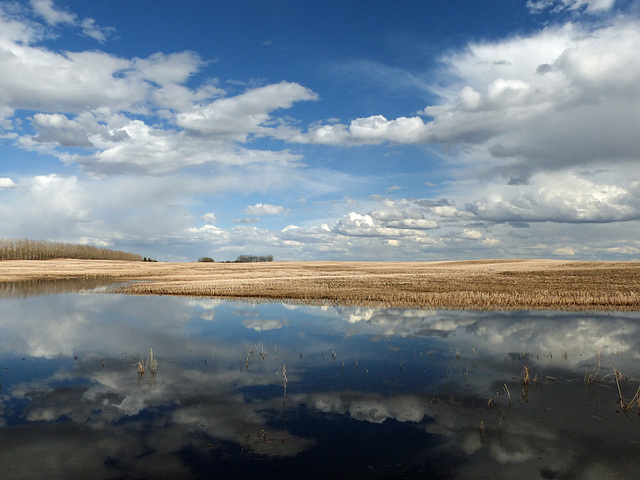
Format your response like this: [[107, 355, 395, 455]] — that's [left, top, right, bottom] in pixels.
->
[[31, 0, 73, 25], [30, 0, 113, 41], [526, 0, 616, 14]]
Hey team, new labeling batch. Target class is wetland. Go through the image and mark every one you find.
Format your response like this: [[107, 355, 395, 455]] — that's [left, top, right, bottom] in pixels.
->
[[1, 258, 639, 310], [1, 278, 640, 479]]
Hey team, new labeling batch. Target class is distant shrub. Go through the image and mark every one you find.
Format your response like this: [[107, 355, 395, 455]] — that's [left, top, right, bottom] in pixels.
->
[[198, 257, 215, 262], [235, 255, 273, 263]]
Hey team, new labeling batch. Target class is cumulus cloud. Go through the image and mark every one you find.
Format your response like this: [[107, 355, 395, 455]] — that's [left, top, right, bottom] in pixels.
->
[[304, 115, 429, 145], [278, 224, 335, 245], [430, 21, 640, 176], [244, 203, 287, 216], [333, 212, 439, 241], [0, 42, 142, 114], [456, 229, 499, 246], [176, 82, 318, 141], [0, 41, 203, 119], [466, 173, 640, 223], [0, 7, 316, 176], [133, 51, 206, 88], [459, 229, 484, 240], [0, 177, 17, 188], [302, 20, 640, 183], [188, 223, 230, 240], [28, 112, 99, 147], [23, 111, 305, 176], [370, 200, 446, 226]]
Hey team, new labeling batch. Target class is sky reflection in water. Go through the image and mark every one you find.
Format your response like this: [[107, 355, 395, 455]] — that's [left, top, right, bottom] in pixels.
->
[[1, 289, 640, 479]]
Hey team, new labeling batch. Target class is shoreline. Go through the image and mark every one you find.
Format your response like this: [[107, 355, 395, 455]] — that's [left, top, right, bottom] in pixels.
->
[[0, 259, 639, 311]]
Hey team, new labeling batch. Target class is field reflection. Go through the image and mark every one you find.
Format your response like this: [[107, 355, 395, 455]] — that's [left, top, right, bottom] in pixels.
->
[[1, 289, 639, 479], [0, 277, 120, 298]]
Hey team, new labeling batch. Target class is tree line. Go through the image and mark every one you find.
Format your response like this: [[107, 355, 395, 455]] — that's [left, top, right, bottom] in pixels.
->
[[0, 238, 143, 261]]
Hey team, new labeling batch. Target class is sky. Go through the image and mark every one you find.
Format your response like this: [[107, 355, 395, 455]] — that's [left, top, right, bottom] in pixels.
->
[[0, 0, 639, 262]]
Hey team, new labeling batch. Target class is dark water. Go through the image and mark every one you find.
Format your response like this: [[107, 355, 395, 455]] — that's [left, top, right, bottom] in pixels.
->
[[1, 286, 640, 479]]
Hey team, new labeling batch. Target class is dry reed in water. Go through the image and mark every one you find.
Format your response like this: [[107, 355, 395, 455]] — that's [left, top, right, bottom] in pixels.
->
[[137, 348, 157, 379]]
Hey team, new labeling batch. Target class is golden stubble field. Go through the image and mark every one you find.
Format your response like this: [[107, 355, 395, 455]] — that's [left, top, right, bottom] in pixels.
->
[[0, 259, 639, 310]]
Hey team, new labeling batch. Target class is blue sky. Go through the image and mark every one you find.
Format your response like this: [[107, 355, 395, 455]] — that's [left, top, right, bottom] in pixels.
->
[[1, 0, 639, 261]]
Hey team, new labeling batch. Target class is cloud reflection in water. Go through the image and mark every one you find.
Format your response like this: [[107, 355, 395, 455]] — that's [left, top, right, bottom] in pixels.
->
[[0, 292, 639, 478]]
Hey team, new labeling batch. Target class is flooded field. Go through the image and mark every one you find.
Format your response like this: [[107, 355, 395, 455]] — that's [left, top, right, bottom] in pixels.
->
[[1, 282, 640, 479]]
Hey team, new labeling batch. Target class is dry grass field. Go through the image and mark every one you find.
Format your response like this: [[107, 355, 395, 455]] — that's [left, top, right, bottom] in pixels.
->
[[1, 259, 639, 310]]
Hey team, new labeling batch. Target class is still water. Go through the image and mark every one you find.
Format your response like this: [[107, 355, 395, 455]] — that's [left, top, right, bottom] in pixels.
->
[[1, 282, 640, 479]]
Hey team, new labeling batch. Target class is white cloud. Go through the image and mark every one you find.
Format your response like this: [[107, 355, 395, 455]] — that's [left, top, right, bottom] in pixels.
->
[[244, 203, 287, 216], [300, 392, 430, 424], [176, 82, 318, 141], [430, 21, 640, 176], [234, 217, 260, 224], [459, 229, 484, 240], [304, 115, 429, 145], [2, 168, 633, 262], [553, 246, 576, 256], [24, 112, 305, 176], [202, 213, 217, 224], [242, 318, 285, 331], [0, 174, 91, 239], [29, 112, 98, 147], [31, 0, 75, 25], [527, 0, 616, 14], [302, 20, 640, 185], [0, 169, 299, 254], [0, 37, 213, 119], [384, 219, 439, 230], [369, 201, 443, 228], [30, 0, 113, 42], [466, 173, 640, 223], [0, 9, 316, 177], [79, 17, 113, 42], [457, 229, 499, 246], [188, 224, 230, 242], [278, 224, 336, 245], [132, 52, 205, 88], [0, 177, 17, 188], [0, 43, 144, 114], [333, 212, 438, 240]]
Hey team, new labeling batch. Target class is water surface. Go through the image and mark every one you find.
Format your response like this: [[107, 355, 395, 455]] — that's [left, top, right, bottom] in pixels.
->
[[1, 286, 639, 479]]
